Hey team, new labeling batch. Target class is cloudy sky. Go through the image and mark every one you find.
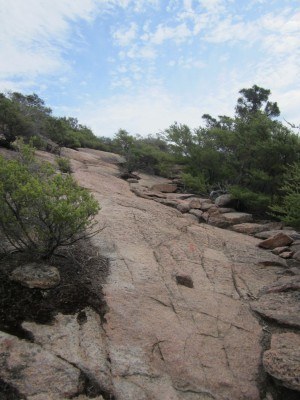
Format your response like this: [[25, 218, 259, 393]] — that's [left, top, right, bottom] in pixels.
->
[[0, 0, 299, 137]]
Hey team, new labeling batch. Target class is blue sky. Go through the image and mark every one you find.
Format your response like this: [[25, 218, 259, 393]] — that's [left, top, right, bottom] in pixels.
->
[[0, 0, 299, 137]]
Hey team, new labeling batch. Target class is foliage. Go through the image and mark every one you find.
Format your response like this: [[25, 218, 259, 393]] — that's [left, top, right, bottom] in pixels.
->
[[0, 146, 100, 258], [230, 186, 271, 214], [270, 163, 300, 228], [181, 173, 207, 194], [56, 156, 72, 173]]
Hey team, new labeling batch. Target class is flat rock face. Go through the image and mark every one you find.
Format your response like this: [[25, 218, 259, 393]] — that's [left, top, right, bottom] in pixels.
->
[[0, 331, 80, 398], [251, 292, 300, 328], [67, 149, 288, 400], [10, 263, 60, 289], [263, 332, 300, 391]]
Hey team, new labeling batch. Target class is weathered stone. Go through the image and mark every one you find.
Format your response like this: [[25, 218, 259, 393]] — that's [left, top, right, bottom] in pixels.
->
[[293, 250, 300, 261], [290, 241, 300, 253], [218, 207, 235, 213], [271, 246, 290, 255], [263, 332, 300, 391], [255, 229, 298, 239], [258, 233, 293, 250], [214, 194, 233, 207], [188, 198, 203, 209], [232, 223, 266, 235], [10, 263, 60, 289], [201, 202, 215, 211], [188, 208, 203, 219], [251, 291, 300, 328], [176, 202, 190, 213], [208, 216, 230, 228], [127, 178, 139, 183], [223, 212, 253, 225], [151, 183, 177, 193], [279, 251, 293, 259], [22, 308, 112, 392], [0, 331, 80, 398], [260, 276, 300, 294]]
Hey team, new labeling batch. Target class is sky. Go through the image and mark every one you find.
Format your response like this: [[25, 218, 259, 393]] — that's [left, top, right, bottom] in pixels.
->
[[0, 0, 299, 137]]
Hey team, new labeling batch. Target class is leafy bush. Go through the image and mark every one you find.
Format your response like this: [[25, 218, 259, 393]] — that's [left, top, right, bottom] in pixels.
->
[[230, 186, 271, 214], [56, 156, 72, 173], [182, 172, 207, 194], [270, 163, 300, 228], [0, 146, 100, 258]]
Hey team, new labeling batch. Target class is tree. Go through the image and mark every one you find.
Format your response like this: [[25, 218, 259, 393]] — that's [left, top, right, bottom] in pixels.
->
[[0, 143, 100, 258], [235, 85, 280, 119]]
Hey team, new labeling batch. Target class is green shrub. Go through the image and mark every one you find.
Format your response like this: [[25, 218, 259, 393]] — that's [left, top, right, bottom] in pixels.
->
[[182, 172, 207, 194], [270, 163, 300, 228], [230, 186, 271, 214], [0, 148, 100, 258], [56, 156, 72, 173]]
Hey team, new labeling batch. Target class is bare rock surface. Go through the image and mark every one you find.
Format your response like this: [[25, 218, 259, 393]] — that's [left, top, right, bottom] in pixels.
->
[[22, 308, 112, 393], [263, 332, 300, 391], [3, 148, 299, 400], [10, 263, 60, 289], [251, 291, 300, 328], [68, 148, 294, 400], [0, 331, 80, 398]]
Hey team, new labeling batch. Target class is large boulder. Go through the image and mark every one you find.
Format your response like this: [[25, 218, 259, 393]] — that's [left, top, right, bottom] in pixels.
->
[[214, 194, 234, 207], [0, 331, 80, 398], [10, 263, 60, 289], [258, 232, 293, 250], [263, 332, 300, 391]]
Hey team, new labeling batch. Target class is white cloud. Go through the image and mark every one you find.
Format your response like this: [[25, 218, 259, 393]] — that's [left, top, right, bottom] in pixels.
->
[[148, 23, 192, 45], [112, 22, 138, 46]]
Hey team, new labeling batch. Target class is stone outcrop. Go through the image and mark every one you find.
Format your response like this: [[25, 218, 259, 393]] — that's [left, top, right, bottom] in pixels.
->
[[1, 148, 300, 400], [10, 263, 60, 289]]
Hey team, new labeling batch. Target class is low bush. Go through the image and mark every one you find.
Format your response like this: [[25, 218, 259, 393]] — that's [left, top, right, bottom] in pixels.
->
[[0, 144, 100, 258], [56, 156, 72, 173]]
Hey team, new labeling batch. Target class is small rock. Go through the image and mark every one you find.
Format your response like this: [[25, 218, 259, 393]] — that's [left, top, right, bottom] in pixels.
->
[[293, 250, 300, 261], [189, 198, 203, 209], [263, 332, 300, 391], [214, 194, 234, 207], [218, 207, 235, 213], [272, 246, 290, 255], [177, 203, 190, 213], [231, 223, 266, 235], [279, 251, 293, 259], [151, 183, 177, 193], [127, 178, 139, 183], [10, 263, 60, 289], [189, 209, 204, 219], [223, 212, 253, 225], [258, 233, 294, 250], [175, 275, 194, 288], [0, 331, 80, 398]]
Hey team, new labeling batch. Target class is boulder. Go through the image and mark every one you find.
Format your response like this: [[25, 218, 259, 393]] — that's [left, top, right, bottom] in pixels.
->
[[176, 202, 190, 213], [201, 202, 215, 211], [271, 246, 290, 255], [0, 331, 80, 398], [258, 233, 293, 250], [263, 332, 300, 391], [290, 241, 300, 253], [255, 229, 298, 240], [188, 198, 204, 209], [188, 209, 203, 219], [214, 194, 234, 207], [251, 291, 300, 328], [151, 183, 177, 193], [10, 263, 60, 289], [127, 178, 139, 183], [208, 216, 230, 228], [223, 212, 253, 225], [218, 207, 235, 213], [279, 251, 293, 259], [232, 223, 266, 235]]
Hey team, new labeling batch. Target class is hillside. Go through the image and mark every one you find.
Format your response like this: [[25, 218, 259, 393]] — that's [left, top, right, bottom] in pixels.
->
[[1, 148, 299, 400]]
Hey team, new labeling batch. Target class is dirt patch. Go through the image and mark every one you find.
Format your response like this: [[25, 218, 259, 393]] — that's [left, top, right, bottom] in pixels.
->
[[0, 240, 111, 399]]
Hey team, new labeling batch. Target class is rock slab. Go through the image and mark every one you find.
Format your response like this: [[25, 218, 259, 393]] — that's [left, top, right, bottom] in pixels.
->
[[10, 263, 60, 289], [263, 332, 300, 391]]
